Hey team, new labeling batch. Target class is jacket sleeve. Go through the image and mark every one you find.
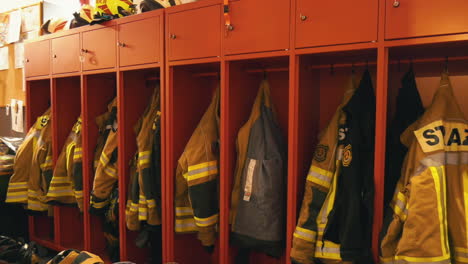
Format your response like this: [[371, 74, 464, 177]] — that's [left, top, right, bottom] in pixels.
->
[[90, 129, 118, 214], [174, 156, 197, 234], [291, 116, 340, 264], [72, 133, 84, 211], [126, 155, 141, 231], [186, 153, 218, 247], [46, 137, 75, 204]]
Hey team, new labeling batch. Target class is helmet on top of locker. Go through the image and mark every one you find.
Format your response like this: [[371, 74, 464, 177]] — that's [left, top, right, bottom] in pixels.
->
[[41, 17, 70, 34], [95, 0, 135, 18]]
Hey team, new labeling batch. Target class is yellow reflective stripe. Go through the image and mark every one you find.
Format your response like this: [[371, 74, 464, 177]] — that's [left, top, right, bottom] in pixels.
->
[[129, 202, 138, 212], [175, 218, 197, 232], [307, 165, 333, 189], [8, 184, 28, 190], [100, 153, 110, 168], [66, 142, 76, 169], [194, 213, 218, 227], [40, 156, 53, 169], [430, 166, 449, 256], [8, 181, 28, 186], [103, 166, 117, 178], [138, 151, 151, 166], [175, 207, 193, 216], [147, 199, 156, 208], [188, 161, 217, 171], [380, 256, 394, 264], [28, 190, 39, 197], [50, 177, 72, 184], [314, 240, 341, 260], [139, 207, 148, 213], [74, 191, 83, 198], [92, 200, 109, 209], [6, 191, 28, 202], [393, 254, 450, 262], [293, 227, 316, 242]]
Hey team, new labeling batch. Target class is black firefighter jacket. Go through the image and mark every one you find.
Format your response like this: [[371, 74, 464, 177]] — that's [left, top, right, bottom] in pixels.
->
[[230, 77, 287, 258]]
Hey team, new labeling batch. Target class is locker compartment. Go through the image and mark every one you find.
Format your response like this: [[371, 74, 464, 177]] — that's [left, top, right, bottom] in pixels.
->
[[167, 5, 221, 61], [82, 26, 117, 71], [118, 17, 161, 67], [24, 40, 50, 78], [167, 62, 220, 264], [51, 76, 83, 250], [52, 34, 80, 75], [291, 49, 377, 263], [82, 73, 117, 262], [385, 0, 468, 40], [26, 80, 54, 244], [224, 57, 289, 264], [119, 68, 162, 263], [224, 0, 289, 55], [295, 0, 378, 48]]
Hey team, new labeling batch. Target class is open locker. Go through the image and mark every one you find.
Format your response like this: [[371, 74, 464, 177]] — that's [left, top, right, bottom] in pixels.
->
[[82, 73, 117, 262], [289, 49, 378, 263], [223, 56, 289, 264], [51, 76, 84, 250], [26, 79, 55, 246], [118, 68, 162, 263], [166, 62, 220, 264]]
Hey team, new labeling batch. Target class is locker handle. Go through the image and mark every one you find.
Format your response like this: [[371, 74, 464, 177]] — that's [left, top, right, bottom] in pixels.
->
[[393, 0, 400, 7], [53, 54, 57, 58], [117, 42, 126, 47], [25, 58, 29, 63], [170, 34, 177, 39], [300, 14, 307, 21], [81, 49, 89, 53]]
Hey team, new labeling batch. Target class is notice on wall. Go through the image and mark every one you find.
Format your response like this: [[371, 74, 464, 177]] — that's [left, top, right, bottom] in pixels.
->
[[7, 10, 21, 44], [0, 13, 9, 46], [14, 42, 24, 68], [0, 46, 9, 70], [11, 99, 24, 133]]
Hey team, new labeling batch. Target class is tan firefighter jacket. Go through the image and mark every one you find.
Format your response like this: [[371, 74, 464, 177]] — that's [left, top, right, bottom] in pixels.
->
[[6, 108, 53, 212], [90, 99, 118, 213], [46, 117, 83, 210], [126, 87, 162, 230], [290, 77, 357, 264], [174, 87, 220, 247], [380, 73, 468, 264]]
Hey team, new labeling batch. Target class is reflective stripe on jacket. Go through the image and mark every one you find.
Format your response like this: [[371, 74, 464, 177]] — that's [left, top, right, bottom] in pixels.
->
[[174, 87, 220, 247], [230, 78, 286, 258], [380, 73, 468, 264]]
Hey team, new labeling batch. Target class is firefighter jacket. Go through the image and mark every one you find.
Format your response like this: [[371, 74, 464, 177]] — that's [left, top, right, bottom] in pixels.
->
[[291, 76, 358, 264], [90, 99, 118, 214], [322, 70, 375, 263], [230, 78, 287, 258], [174, 87, 220, 247], [126, 87, 162, 229], [384, 68, 424, 208], [380, 73, 468, 264], [47, 117, 83, 211], [6, 108, 53, 212]]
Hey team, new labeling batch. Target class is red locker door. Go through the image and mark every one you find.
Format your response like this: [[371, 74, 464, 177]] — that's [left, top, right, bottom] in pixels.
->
[[295, 0, 378, 48], [167, 5, 221, 61], [25, 40, 50, 77], [118, 17, 160, 67], [385, 0, 468, 39], [52, 34, 80, 74], [82, 26, 116, 71], [223, 0, 290, 55]]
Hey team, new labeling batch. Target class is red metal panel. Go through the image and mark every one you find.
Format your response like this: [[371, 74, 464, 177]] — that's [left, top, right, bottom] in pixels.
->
[[167, 5, 221, 61], [385, 0, 468, 40], [52, 34, 80, 74], [24, 40, 50, 77], [224, 0, 290, 55], [118, 17, 160, 67], [296, 0, 378, 48], [373, 47, 388, 263], [82, 27, 117, 71]]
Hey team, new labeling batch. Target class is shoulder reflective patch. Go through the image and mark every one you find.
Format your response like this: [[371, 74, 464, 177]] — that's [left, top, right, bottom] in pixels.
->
[[313, 145, 329, 162], [342, 144, 352, 167], [35, 115, 50, 129], [243, 159, 256, 201], [414, 120, 468, 153]]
